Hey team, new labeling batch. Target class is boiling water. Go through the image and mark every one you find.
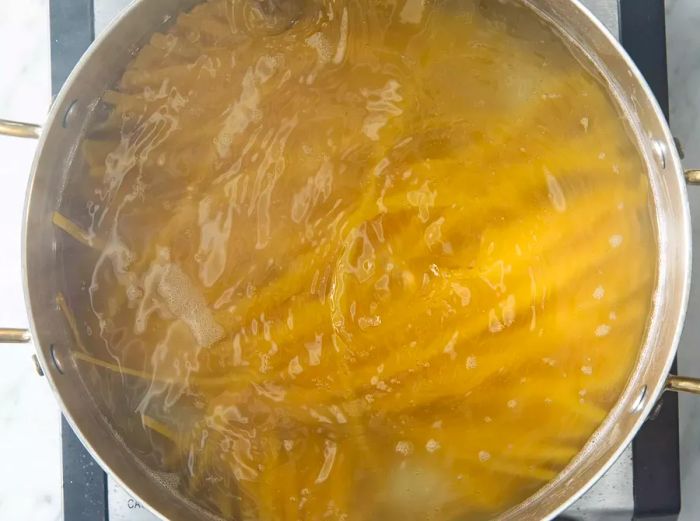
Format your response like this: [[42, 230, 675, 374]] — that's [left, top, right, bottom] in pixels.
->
[[59, 0, 657, 519]]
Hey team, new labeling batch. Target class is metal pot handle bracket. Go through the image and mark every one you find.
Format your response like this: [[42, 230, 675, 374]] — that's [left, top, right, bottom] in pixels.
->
[[0, 119, 39, 348], [2, 117, 700, 394]]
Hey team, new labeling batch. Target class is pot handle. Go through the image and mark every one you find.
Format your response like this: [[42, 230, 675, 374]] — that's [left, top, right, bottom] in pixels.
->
[[686, 170, 700, 184], [666, 375, 700, 394], [0, 119, 41, 139], [0, 120, 39, 344], [0, 328, 31, 343]]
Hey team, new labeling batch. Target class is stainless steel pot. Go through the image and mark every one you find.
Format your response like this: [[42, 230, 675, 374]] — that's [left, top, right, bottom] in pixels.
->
[[2, 0, 700, 519]]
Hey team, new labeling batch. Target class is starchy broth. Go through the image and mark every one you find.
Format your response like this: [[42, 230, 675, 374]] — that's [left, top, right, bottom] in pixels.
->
[[58, 0, 657, 519]]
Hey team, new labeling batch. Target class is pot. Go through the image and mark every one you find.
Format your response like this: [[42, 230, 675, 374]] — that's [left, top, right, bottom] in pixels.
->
[[2, 0, 700, 519]]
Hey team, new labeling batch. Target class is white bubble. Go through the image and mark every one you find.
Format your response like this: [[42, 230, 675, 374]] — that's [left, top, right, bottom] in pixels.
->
[[545, 169, 567, 213], [478, 451, 491, 462], [288, 356, 303, 378], [593, 286, 605, 300], [443, 331, 459, 360], [395, 441, 414, 456], [595, 324, 611, 337], [451, 282, 471, 307], [426, 439, 441, 453], [488, 309, 504, 333], [609, 234, 623, 248]]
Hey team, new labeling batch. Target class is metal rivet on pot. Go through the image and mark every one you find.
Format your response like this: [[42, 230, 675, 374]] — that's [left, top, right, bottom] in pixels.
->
[[31, 354, 44, 377], [652, 141, 667, 169], [62, 99, 79, 129], [630, 385, 648, 413], [49, 344, 65, 374]]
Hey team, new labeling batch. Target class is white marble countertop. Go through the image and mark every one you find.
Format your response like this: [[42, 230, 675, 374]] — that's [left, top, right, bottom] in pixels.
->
[[0, 1, 60, 520], [0, 1, 699, 520]]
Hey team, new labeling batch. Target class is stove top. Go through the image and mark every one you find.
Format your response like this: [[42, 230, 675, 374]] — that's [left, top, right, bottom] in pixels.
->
[[49, 1, 678, 520]]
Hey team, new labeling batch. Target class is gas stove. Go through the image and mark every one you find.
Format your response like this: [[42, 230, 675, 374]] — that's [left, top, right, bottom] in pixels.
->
[[49, 1, 679, 520]]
